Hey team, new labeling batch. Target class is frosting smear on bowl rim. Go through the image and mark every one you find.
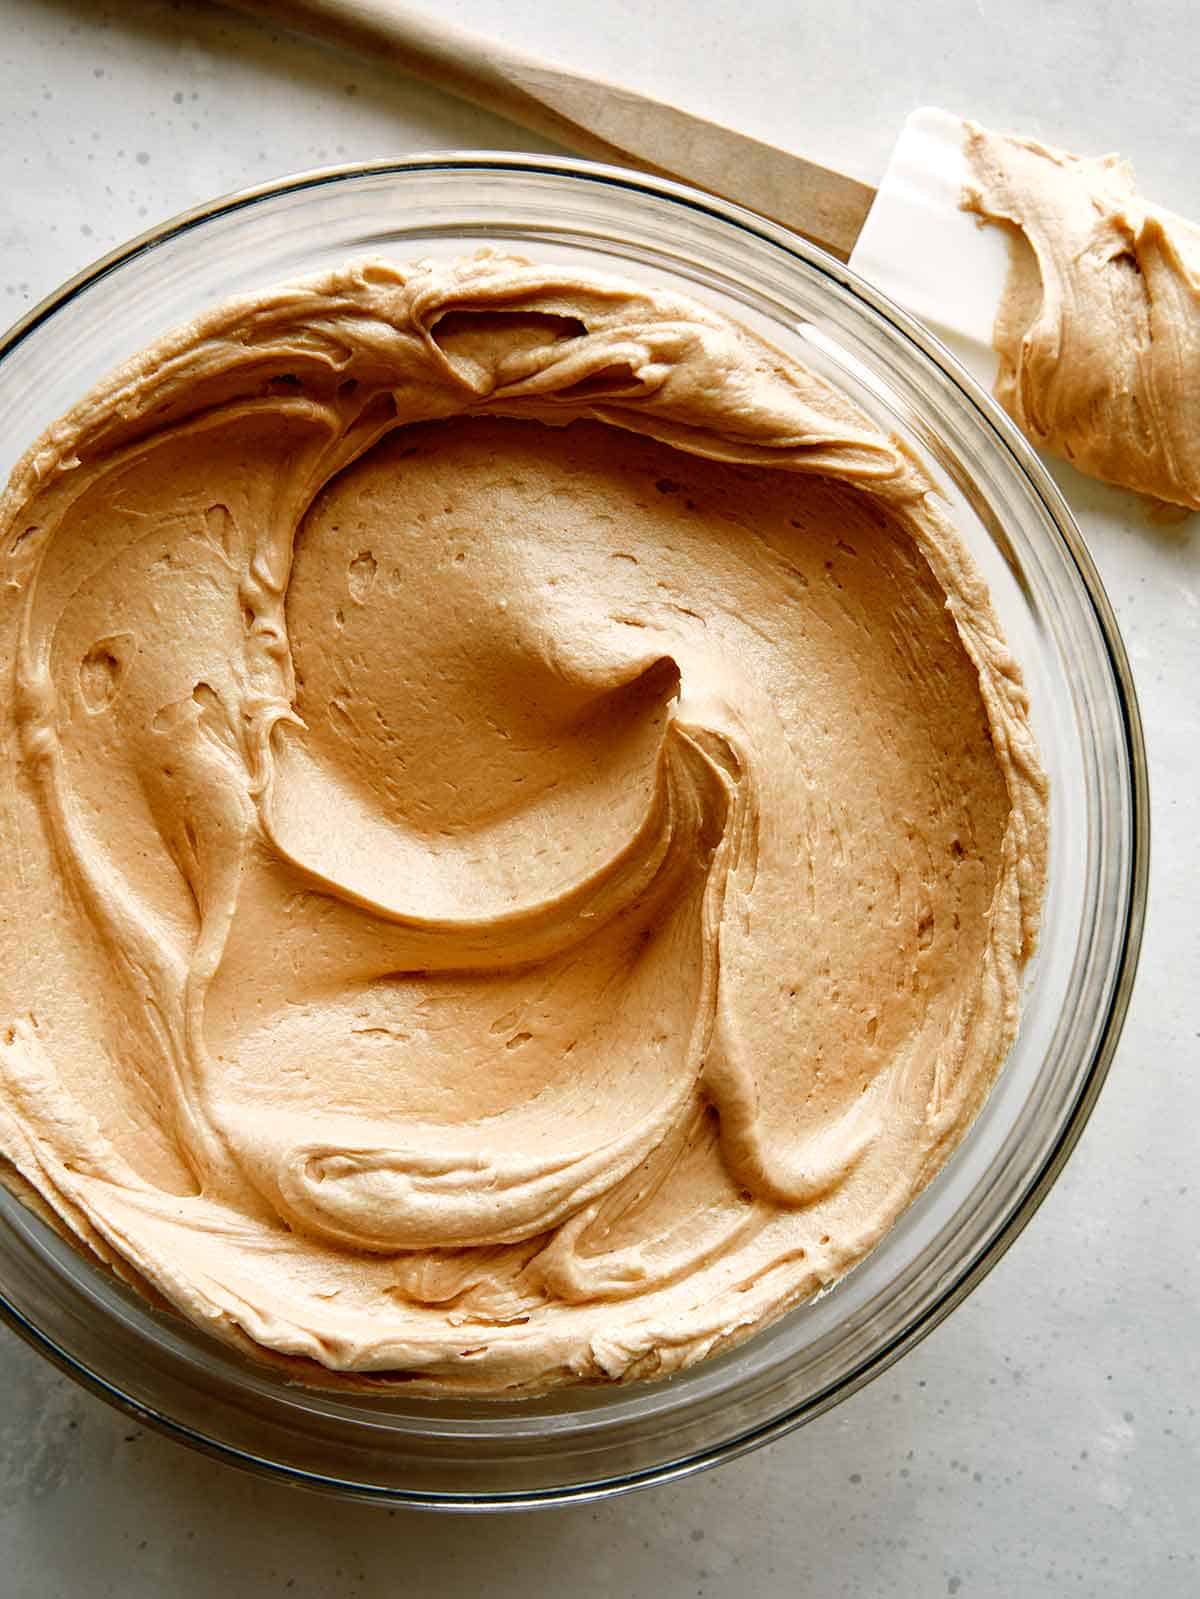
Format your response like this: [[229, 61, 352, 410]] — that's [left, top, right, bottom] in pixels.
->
[[0, 252, 1046, 1393]]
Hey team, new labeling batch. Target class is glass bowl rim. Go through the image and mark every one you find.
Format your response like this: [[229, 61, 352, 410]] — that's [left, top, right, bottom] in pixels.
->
[[0, 150, 1150, 1510]]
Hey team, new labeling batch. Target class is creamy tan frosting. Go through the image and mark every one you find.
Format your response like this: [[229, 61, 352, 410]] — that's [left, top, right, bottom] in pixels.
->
[[962, 121, 1200, 510], [0, 252, 1046, 1392]]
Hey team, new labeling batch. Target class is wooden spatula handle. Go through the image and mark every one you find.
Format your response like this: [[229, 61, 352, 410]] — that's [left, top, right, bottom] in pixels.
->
[[223, 0, 874, 260]]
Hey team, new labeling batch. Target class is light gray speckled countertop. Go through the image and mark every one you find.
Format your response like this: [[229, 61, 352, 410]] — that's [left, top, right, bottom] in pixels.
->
[[0, 2, 1196, 1594]]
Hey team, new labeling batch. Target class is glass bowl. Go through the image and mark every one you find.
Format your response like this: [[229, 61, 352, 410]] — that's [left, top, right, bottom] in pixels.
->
[[0, 155, 1148, 1509]]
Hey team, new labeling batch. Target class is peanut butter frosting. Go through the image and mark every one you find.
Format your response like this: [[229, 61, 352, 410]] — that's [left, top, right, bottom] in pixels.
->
[[962, 121, 1200, 510], [0, 253, 1046, 1393]]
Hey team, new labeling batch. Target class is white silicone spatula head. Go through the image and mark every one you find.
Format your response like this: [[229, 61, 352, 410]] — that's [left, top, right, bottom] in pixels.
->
[[848, 107, 1008, 390]]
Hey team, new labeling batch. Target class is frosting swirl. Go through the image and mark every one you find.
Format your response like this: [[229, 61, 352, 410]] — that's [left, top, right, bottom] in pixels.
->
[[0, 254, 1046, 1391]]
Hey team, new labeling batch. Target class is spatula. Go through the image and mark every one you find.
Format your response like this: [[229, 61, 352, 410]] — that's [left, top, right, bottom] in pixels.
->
[[222, 0, 1007, 389]]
